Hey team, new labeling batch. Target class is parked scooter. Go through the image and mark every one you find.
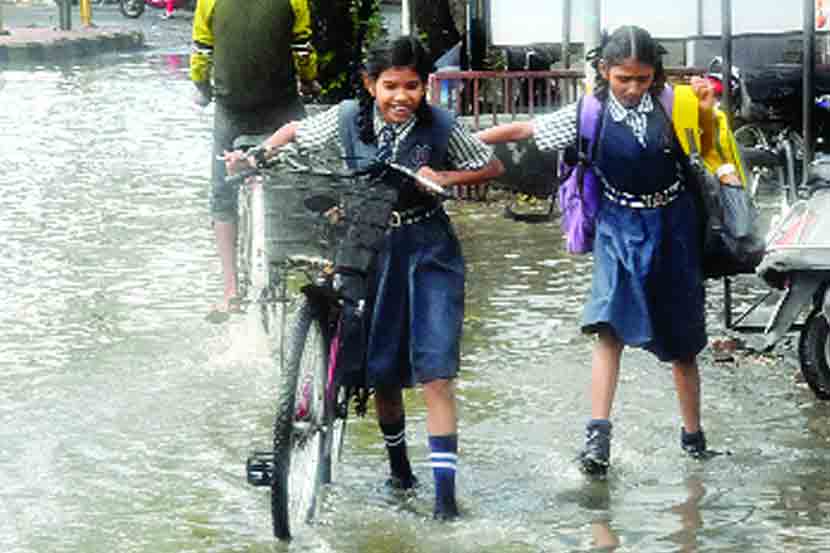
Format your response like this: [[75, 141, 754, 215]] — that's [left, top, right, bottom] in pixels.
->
[[119, 0, 194, 19], [757, 157, 830, 399]]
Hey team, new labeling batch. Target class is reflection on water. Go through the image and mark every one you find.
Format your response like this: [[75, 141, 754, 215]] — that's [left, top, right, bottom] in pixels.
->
[[1, 57, 830, 553]]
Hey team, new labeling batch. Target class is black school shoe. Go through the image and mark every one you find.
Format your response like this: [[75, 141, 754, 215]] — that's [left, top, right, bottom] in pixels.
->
[[681, 428, 727, 460], [578, 421, 612, 477], [433, 498, 460, 521], [385, 472, 418, 491]]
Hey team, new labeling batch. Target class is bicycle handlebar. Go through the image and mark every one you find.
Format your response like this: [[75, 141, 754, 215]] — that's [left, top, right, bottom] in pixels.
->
[[386, 162, 454, 199], [223, 152, 454, 199]]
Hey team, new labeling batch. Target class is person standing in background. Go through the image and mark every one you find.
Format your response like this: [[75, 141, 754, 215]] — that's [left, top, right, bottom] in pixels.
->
[[190, 0, 319, 317]]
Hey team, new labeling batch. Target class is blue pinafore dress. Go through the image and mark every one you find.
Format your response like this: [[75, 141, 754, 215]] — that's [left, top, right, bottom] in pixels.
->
[[581, 106, 707, 362], [338, 101, 465, 388]]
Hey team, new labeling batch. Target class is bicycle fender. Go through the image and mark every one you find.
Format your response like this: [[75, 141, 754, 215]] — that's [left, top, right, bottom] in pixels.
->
[[763, 273, 824, 350]]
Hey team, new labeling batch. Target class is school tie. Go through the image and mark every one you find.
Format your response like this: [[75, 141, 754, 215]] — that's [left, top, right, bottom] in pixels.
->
[[376, 124, 397, 163]]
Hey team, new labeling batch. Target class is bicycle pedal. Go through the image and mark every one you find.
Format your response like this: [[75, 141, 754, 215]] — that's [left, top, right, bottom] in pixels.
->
[[246, 451, 275, 487]]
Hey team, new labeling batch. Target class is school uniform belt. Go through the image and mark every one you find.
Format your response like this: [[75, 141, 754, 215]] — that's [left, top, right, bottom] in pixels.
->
[[602, 180, 683, 209], [389, 206, 440, 227]]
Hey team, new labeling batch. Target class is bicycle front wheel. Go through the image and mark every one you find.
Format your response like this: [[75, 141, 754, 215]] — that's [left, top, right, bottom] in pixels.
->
[[271, 297, 328, 540], [321, 382, 348, 484]]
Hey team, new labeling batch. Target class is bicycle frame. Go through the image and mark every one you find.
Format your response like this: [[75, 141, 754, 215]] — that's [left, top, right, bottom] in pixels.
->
[[247, 175, 270, 293]]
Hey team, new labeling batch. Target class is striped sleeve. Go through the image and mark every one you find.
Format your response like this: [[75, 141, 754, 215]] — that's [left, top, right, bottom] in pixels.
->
[[445, 121, 495, 171], [532, 102, 578, 152], [290, 0, 318, 82], [294, 104, 343, 153], [189, 0, 215, 84]]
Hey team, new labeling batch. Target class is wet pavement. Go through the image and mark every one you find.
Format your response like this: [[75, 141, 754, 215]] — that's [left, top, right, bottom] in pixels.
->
[[1, 23, 829, 553], [0, 3, 191, 64]]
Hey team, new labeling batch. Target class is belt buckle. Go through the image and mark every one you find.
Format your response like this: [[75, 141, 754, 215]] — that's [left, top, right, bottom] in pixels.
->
[[389, 211, 402, 228], [653, 191, 663, 207]]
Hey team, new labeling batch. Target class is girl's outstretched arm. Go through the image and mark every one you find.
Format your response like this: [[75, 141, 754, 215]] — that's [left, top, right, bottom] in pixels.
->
[[223, 121, 300, 173], [261, 121, 301, 153], [476, 121, 535, 145]]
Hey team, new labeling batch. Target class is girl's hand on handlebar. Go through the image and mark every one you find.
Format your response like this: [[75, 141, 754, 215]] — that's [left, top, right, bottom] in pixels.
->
[[224, 149, 255, 175], [415, 166, 452, 193]]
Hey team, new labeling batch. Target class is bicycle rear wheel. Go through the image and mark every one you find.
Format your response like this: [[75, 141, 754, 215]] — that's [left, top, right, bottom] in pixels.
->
[[271, 297, 328, 539]]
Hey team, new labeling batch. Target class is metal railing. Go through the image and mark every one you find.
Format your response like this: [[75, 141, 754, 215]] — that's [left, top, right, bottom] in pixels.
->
[[429, 67, 706, 128], [429, 69, 583, 130]]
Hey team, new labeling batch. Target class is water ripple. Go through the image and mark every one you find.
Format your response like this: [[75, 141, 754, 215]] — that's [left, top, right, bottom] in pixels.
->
[[2, 58, 830, 553]]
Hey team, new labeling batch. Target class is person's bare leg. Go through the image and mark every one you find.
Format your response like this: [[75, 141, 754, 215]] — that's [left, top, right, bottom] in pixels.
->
[[374, 385, 405, 424], [672, 356, 701, 434], [580, 329, 623, 475], [591, 329, 624, 420], [214, 221, 238, 308], [422, 378, 457, 435]]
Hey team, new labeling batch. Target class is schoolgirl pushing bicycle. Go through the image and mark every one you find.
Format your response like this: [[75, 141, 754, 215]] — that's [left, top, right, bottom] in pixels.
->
[[226, 35, 503, 520]]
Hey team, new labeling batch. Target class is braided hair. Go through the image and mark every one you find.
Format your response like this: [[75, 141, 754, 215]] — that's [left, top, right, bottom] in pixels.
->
[[356, 36, 434, 145], [586, 26, 667, 102]]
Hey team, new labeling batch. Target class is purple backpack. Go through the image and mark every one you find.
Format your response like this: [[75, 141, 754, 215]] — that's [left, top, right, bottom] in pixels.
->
[[558, 88, 674, 254]]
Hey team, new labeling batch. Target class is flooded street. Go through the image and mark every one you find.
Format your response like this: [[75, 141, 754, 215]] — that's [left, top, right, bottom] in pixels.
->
[[2, 44, 829, 553]]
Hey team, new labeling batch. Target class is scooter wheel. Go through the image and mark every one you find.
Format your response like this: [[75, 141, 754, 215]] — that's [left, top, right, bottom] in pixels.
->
[[119, 0, 145, 18], [797, 309, 830, 400]]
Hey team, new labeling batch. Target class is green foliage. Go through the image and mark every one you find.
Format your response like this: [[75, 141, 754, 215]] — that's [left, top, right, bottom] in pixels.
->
[[310, 0, 386, 102]]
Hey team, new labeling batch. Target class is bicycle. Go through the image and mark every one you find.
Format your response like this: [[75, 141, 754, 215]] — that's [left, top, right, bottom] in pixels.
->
[[223, 138, 450, 540], [734, 90, 830, 202]]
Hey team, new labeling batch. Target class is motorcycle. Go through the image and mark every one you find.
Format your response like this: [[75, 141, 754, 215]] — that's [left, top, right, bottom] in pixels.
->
[[119, 0, 194, 19], [757, 157, 830, 399]]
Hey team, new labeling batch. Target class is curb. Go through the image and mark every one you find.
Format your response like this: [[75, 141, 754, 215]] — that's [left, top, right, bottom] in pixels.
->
[[0, 27, 145, 65]]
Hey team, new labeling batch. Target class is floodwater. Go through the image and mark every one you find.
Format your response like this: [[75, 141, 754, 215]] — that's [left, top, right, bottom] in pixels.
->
[[1, 51, 829, 553]]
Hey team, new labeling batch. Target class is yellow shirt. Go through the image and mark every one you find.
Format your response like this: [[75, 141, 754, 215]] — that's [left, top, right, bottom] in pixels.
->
[[189, 0, 317, 87]]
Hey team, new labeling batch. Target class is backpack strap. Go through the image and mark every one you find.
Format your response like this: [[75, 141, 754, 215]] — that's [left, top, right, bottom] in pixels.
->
[[576, 95, 605, 196], [685, 128, 700, 155], [337, 99, 360, 169], [580, 94, 604, 164], [657, 85, 674, 118]]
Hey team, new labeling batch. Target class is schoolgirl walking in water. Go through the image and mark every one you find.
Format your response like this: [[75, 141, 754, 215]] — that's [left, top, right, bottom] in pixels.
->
[[227, 36, 503, 517], [478, 26, 720, 476]]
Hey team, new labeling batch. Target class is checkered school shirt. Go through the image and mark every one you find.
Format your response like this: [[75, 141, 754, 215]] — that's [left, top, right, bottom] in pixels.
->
[[294, 104, 495, 170], [607, 91, 653, 148], [532, 92, 654, 152]]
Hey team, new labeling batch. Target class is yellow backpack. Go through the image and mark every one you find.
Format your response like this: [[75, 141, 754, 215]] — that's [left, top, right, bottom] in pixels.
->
[[671, 84, 748, 187]]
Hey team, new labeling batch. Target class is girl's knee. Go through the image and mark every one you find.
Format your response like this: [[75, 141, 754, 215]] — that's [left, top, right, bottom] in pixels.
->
[[422, 378, 455, 400], [672, 355, 698, 373], [374, 385, 404, 420]]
